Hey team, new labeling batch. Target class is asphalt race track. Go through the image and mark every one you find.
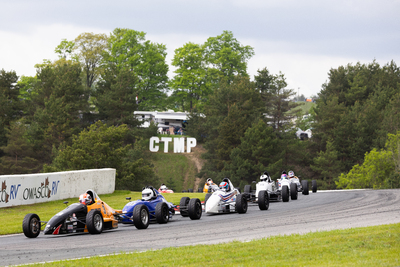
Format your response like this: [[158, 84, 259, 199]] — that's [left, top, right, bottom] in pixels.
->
[[1, 189, 400, 266]]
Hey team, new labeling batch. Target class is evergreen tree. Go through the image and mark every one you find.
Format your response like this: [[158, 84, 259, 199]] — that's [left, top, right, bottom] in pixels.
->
[[0, 120, 40, 174], [0, 69, 24, 154], [199, 76, 264, 179], [29, 60, 89, 164], [95, 66, 140, 127]]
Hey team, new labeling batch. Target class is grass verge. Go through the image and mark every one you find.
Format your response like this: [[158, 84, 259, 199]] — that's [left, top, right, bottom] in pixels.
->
[[29, 223, 400, 266], [0, 191, 205, 235]]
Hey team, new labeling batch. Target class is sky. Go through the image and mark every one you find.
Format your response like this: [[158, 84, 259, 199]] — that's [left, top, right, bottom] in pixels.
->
[[1, 0, 399, 98]]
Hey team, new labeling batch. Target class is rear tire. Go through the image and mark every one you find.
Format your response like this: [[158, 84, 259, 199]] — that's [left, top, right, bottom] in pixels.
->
[[244, 185, 251, 193], [290, 183, 298, 200], [22, 213, 41, 238], [258, 190, 269, 210], [236, 194, 248, 214], [86, 210, 103, 234], [302, 180, 309, 195], [179, 197, 190, 217], [133, 204, 150, 229], [282, 185, 289, 202], [312, 180, 317, 193], [155, 202, 169, 224], [188, 198, 202, 220]]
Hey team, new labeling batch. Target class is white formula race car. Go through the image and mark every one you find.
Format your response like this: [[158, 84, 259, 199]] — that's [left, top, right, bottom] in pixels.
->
[[287, 170, 318, 195], [277, 173, 298, 202], [243, 174, 273, 208], [204, 178, 248, 214]]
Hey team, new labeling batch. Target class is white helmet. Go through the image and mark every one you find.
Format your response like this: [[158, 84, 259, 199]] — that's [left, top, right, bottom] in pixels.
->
[[142, 188, 155, 201], [260, 174, 269, 181], [288, 171, 295, 178], [206, 178, 213, 185], [160, 184, 167, 190]]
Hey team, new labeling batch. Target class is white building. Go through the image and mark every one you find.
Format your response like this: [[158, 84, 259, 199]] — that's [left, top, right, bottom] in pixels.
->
[[134, 110, 189, 130]]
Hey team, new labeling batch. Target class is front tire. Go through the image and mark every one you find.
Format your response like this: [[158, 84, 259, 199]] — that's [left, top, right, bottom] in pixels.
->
[[236, 194, 248, 214], [133, 204, 150, 229], [258, 190, 269, 210], [86, 210, 103, 234], [155, 202, 169, 224], [282, 185, 289, 202], [188, 198, 202, 220], [312, 180, 317, 193], [290, 183, 298, 200], [179, 197, 190, 217], [302, 180, 309, 195], [22, 213, 41, 238]]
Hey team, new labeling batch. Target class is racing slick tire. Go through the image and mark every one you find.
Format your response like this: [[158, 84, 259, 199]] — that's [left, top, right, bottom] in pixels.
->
[[155, 202, 169, 224], [282, 185, 289, 202], [133, 204, 150, 229], [86, 210, 103, 234], [23, 213, 41, 238], [188, 198, 202, 220], [179, 197, 190, 217], [244, 185, 251, 200], [312, 180, 317, 193], [244, 185, 251, 194], [290, 183, 298, 200], [258, 190, 269, 210], [204, 193, 212, 204], [236, 194, 248, 214], [302, 180, 309, 195]]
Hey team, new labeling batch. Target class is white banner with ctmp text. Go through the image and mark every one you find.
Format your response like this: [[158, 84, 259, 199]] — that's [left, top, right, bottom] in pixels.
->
[[0, 168, 116, 208], [149, 137, 197, 153]]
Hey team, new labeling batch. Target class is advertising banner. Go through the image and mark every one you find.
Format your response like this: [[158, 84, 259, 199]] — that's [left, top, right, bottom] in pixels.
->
[[0, 168, 115, 208]]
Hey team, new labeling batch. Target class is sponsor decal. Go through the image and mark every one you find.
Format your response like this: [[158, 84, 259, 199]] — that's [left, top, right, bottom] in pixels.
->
[[1, 178, 60, 204], [1, 180, 10, 203], [53, 224, 62, 235], [22, 178, 54, 200]]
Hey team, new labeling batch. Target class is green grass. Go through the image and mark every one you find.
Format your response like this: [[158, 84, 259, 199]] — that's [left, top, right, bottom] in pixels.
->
[[0, 191, 206, 235], [28, 223, 400, 266]]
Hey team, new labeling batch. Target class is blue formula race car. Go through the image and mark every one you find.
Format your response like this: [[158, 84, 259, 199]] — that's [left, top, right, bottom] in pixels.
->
[[121, 186, 202, 227]]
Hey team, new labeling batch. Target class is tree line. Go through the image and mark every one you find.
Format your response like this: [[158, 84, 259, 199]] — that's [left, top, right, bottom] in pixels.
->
[[0, 28, 399, 190]]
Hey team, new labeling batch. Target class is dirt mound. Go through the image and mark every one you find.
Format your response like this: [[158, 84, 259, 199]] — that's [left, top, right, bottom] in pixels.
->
[[183, 144, 206, 191]]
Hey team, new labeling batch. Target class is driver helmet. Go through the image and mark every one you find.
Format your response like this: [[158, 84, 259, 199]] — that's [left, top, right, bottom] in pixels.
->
[[288, 170, 295, 178], [281, 174, 288, 180], [260, 174, 269, 182], [79, 193, 93, 205], [206, 178, 213, 185], [219, 181, 229, 191], [142, 188, 155, 201], [160, 184, 167, 190]]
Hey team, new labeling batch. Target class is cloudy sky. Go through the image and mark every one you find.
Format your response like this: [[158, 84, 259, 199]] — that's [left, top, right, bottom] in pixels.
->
[[1, 0, 399, 97]]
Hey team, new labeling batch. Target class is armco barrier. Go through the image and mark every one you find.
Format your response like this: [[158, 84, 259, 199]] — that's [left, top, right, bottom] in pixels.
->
[[0, 168, 115, 208]]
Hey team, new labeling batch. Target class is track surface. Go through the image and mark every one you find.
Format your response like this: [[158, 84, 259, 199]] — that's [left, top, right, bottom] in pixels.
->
[[1, 189, 400, 266]]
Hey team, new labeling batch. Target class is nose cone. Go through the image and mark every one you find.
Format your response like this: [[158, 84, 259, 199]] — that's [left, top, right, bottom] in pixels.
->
[[43, 223, 55, 235], [205, 194, 219, 214]]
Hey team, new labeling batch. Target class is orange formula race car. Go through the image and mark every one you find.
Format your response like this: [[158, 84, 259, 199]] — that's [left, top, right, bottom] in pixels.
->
[[22, 189, 150, 238]]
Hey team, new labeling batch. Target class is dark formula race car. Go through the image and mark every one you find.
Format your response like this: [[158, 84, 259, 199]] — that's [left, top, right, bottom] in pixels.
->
[[22, 189, 149, 238]]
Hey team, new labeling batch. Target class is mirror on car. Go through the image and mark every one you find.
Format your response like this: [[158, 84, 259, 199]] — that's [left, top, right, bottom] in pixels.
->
[[126, 197, 132, 201]]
